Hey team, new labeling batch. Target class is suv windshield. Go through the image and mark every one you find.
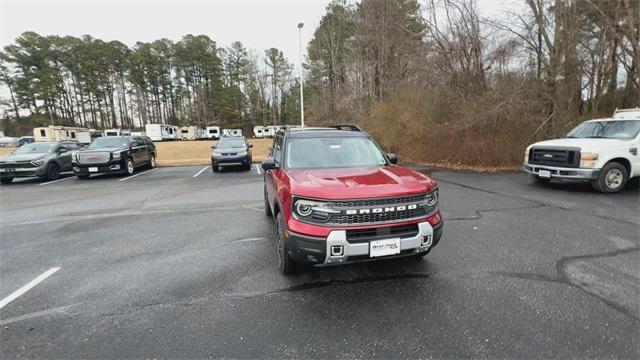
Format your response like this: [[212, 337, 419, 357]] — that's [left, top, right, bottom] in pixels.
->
[[88, 137, 129, 149], [217, 139, 246, 148], [567, 120, 640, 140], [285, 137, 387, 169], [12, 143, 55, 154]]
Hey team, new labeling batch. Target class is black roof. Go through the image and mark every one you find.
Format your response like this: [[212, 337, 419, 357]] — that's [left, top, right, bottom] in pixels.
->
[[283, 125, 368, 139]]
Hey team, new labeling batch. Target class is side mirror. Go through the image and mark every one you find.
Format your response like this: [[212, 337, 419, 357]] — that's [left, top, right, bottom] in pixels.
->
[[58, 148, 68, 154], [211, 145, 216, 149], [387, 153, 398, 165], [261, 158, 277, 171], [248, 144, 253, 148]]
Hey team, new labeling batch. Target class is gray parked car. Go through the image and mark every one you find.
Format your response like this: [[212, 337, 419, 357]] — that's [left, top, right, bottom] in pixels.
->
[[0, 141, 83, 184]]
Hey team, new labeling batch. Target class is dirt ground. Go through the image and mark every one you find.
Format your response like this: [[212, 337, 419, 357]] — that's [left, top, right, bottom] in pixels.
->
[[0, 138, 272, 166]]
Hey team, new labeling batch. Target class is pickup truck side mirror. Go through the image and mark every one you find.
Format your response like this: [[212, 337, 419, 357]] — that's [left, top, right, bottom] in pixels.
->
[[261, 158, 278, 171], [387, 153, 398, 165]]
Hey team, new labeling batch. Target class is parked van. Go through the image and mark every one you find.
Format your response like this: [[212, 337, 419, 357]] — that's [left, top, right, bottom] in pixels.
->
[[253, 126, 265, 138], [145, 124, 177, 141], [179, 126, 203, 140], [205, 126, 221, 140], [33, 126, 87, 142]]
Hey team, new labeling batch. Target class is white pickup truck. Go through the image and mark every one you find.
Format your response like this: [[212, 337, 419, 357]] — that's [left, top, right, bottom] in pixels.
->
[[523, 108, 640, 193]]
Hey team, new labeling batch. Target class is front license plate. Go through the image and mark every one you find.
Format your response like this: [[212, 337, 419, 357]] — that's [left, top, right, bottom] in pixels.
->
[[88, 167, 98, 173], [539, 170, 551, 178], [370, 238, 401, 258]]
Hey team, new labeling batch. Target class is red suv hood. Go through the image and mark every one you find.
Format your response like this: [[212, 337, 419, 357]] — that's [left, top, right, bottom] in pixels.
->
[[287, 166, 436, 199]]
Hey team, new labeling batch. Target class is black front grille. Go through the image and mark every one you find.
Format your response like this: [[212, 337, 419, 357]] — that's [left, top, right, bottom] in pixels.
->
[[330, 194, 427, 208], [346, 224, 419, 243], [0, 161, 36, 169], [330, 207, 428, 225], [529, 147, 580, 168]]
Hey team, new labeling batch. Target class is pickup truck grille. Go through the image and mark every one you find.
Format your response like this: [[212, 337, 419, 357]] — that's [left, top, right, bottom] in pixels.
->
[[529, 148, 580, 168], [78, 152, 111, 164]]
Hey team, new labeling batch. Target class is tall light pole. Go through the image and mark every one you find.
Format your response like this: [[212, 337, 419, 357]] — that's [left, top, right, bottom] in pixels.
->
[[297, 22, 305, 128]]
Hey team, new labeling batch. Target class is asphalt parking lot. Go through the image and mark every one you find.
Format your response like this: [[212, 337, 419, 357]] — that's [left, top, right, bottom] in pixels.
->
[[0, 165, 638, 359]]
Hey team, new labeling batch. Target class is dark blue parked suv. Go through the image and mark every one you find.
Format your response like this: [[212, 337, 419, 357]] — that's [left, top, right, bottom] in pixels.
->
[[211, 136, 253, 172]]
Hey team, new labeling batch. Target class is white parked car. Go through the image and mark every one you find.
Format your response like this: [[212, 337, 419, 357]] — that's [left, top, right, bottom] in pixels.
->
[[523, 109, 640, 193]]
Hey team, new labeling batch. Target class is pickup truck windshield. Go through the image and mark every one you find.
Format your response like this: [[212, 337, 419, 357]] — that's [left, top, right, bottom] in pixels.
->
[[12, 143, 55, 154], [217, 139, 246, 148], [286, 137, 387, 169], [89, 137, 129, 149], [567, 120, 640, 140]]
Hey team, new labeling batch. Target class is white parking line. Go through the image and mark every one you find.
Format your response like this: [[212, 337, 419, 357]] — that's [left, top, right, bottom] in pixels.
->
[[0, 267, 60, 310], [39, 176, 75, 186], [119, 169, 156, 182], [193, 166, 210, 178], [255, 164, 261, 175]]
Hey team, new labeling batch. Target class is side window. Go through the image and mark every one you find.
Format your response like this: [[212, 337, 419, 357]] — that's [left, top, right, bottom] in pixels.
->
[[273, 136, 283, 166], [40, 129, 46, 137]]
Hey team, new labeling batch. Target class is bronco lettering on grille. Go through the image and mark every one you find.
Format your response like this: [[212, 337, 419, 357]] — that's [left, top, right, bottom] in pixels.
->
[[344, 204, 418, 215]]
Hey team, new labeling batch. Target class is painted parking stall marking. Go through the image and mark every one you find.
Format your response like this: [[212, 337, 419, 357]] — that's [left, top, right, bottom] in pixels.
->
[[119, 169, 156, 182], [255, 164, 261, 175], [193, 166, 210, 178], [0, 267, 61, 310], [39, 176, 75, 186]]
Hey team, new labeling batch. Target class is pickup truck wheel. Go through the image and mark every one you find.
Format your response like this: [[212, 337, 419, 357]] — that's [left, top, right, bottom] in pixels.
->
[[125, 158, 135, 175], [264, 187, 272, 216], [593, 162, 628, 193], [149, 154, 156, 169], [0, 177, 13, 184], [45, 163, 60, 180], [276, 212, 297, 275]]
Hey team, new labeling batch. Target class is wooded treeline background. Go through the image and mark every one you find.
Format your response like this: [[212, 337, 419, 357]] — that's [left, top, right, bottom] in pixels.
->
[[1, 0, 639, 167]]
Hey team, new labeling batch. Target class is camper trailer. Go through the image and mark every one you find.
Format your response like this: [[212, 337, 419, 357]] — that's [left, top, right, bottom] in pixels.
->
[[253, 126, 265, 138], [205, 126, 221, 140], [33, 126, 87, 142], [179, 126, 203, 140], [145, 124, 178, 141], [222, 128, 242, 137], [75, 129, 103, 144]]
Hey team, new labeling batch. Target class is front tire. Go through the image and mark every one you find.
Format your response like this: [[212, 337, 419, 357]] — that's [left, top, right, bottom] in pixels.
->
[[125, 158, 135, 176], [149, 154, 156, 169], [0, 177, 13, 184], [212, 163, 219, 172], [44, 163, 60, 181], [264, 186, 273, 216], [276, 212, 297, 275], [592, 162, 628, 193]]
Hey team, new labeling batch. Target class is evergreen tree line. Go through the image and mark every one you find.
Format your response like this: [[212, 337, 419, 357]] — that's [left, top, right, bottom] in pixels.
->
[[0, 33, 302, 134]]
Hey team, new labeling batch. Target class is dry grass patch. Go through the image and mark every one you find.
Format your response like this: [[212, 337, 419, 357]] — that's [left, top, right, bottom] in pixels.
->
[[155, 138, 272, 167], [0, 147, 16, 155]]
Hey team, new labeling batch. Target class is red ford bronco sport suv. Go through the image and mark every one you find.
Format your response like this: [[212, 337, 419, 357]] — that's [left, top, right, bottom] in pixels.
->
[[262, 125, 443, 274]]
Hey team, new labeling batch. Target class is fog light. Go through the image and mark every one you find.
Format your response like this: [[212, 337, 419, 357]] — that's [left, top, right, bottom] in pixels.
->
[[110, 164, 121, 170], [73, 167, 79, 172], [422, 235, 433, 246], [330, 245, 344, 256]]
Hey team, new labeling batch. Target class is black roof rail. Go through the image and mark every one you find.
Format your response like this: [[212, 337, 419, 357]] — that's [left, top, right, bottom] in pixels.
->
[[326, 124, 363, 132]]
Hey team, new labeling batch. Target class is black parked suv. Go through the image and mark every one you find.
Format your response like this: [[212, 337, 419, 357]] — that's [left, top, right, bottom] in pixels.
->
[[73, 136, 156, 178]]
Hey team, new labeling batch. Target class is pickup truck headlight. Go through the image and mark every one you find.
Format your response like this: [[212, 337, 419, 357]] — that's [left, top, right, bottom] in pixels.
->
[[112, 152, 122, 160], [292, 198, 339, 223], [524, 148, 530, 163], [580, 152, 598, 168], [30, 158, 44, 166]]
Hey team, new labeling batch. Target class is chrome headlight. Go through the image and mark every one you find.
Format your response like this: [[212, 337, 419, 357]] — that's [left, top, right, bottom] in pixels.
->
[[237, 150, 248, 156], [524, 148, 530, 162], [31, 158, 44, 166], [292, 198, 339, 223], [423, 188, 439, 208], [213, 151, 223, 157], [580, 152, 598, 168], [112, 152, 122, 160]]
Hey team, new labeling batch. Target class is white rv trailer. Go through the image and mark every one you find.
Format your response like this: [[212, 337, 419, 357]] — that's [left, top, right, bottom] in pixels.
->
[[33, 126, 87, 142], [253, 126, 265, 138], [205, 126, 221, 139], [145, 123, 178, 141], [179, 126, 203, 140], [222, 128, 242, 137]]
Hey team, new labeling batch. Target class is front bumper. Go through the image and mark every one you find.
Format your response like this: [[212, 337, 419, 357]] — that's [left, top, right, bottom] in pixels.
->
[[74, 160, 126, 175], [287, 220, 444, 266], [0, 166, 46, 178], [523, 163, 599, 180], [212, 154, 251, 167]]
